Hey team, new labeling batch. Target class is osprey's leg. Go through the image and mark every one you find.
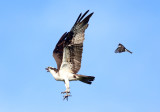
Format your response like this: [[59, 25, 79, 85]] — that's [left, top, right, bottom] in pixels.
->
[[61, 79, 70, 93], [61, 79, 71, 100]]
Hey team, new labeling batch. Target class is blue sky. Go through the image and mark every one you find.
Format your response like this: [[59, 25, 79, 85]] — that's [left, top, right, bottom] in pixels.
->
[[0, 0, 160, 112]]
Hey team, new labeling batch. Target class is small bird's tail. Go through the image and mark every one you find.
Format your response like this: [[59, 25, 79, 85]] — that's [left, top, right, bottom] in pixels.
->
[[76, 74, 95, 84], [125, 49, 132, 54]]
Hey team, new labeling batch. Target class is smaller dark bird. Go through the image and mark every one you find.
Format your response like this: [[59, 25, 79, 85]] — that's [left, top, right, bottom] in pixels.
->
[[115, 43, 132, 54]]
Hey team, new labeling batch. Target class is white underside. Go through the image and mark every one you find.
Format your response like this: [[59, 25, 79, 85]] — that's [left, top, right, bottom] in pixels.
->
[[49, 69, 77, 81], [49, 68, 78, 92]]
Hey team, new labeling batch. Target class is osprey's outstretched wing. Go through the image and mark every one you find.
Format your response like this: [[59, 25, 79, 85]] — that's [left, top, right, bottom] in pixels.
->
[[115, 43, 132, 54], [60, 10, 93, 74], [53, 32, 68, 70]]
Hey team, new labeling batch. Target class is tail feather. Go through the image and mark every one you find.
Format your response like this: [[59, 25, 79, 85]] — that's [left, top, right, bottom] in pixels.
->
[[125, 49, 132, 54], [76, 74, 95, 84]]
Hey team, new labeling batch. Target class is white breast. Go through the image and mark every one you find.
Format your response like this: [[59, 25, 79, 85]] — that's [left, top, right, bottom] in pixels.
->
[[50, 70, 63, 81], [59, 69, 77, 81]]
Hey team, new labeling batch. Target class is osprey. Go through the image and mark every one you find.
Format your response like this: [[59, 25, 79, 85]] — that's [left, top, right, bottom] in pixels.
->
[[115, 43, 132, 54], [45, 10, 95, 100]]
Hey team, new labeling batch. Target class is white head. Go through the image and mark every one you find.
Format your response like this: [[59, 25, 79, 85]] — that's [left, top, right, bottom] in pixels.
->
[[45, 66, 57, 72], [45, 66, 59, 80]]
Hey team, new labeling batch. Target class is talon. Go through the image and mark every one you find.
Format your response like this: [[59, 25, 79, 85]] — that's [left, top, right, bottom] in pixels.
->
[[63, 95, 71, 101]]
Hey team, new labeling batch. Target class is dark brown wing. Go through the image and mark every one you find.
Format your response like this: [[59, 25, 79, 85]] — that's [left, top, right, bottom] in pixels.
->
[[115, 43, 125, 53], [60, 10, 93, 74], [53, 32, 68, 70]]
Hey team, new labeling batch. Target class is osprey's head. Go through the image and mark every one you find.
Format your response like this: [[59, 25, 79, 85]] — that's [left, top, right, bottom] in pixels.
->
[[45, 66, 58, 72], [45, 67, 59, 80]]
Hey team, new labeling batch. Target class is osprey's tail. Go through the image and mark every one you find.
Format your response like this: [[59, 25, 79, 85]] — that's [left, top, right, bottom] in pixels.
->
[[76, 74, 95, 84]]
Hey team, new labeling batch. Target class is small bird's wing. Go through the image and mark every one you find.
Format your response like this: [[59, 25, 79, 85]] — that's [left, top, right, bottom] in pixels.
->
[[115, 43, 125, 53]]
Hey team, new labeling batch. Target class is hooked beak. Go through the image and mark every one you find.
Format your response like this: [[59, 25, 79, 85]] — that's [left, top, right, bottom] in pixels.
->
[[45, 68, 49, 72]]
